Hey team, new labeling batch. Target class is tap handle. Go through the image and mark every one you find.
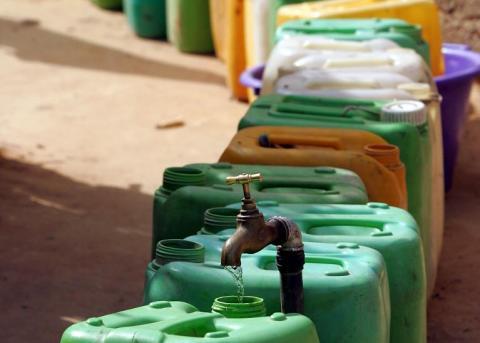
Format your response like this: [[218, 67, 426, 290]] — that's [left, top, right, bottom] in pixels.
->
[[225, 173, 263, 185], [225, 173, 263, 199]]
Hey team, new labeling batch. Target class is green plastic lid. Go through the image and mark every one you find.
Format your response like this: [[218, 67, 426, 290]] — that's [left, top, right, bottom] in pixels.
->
[[155, 239, 205, 265], [202, 207, 238, 234], [212, 296, 266, 319], [161, 167, 205, 194]]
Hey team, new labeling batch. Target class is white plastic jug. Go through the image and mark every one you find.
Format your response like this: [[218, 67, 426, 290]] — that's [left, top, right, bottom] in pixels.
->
[[274, 69, 430, 100], [293, 49, 427, 81], [244, 0, 272, 66], [262, 36, 401, 94]]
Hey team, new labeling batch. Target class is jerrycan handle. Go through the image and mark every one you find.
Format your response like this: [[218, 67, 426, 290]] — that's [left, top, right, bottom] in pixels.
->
[[303, 40, 370, 52], [294, 22, 358, 34], [269, 103, 379, 123], [320, 0, 383, 10], [323, 56, 393, 69], [346, 0, 384, 7], [271, 103, 353, 118], [259, 133, 342, 150]]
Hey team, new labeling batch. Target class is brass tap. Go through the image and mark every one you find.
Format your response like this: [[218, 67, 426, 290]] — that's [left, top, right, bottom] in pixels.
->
[[220, 173, 303, 267], [225, 173, 263, 185], [220, 172, 305, 314], [225, 173, 263, 200]]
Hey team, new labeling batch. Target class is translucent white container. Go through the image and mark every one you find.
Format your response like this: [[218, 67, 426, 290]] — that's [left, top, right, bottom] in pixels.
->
[[244, 0, 272, 67], [293, 49, 427, 81], [274, 70, 429, 100], [262, 35, 403, 94]]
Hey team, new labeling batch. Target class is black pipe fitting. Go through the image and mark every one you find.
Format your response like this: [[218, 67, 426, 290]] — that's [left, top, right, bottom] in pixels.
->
[[277, 246, 305, 314]]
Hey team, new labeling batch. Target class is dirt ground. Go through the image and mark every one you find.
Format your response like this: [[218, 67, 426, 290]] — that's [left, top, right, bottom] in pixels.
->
[[0, 1, 479, 342], [437, 0, 480, 51]]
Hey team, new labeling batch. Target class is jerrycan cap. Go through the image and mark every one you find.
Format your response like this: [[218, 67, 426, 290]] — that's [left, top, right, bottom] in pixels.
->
[[155, 239, 205, 265], [203, 207, 238, 234], [161, 167, 205, 193], [212, 296, 266, 319], [380, 100, 427, 126]]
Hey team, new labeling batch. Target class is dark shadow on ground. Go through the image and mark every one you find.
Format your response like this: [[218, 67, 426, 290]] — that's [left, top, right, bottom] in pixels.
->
[[428, 113, 480, 342], [0, 157, 152, 343], [0, 17, 225, 86]]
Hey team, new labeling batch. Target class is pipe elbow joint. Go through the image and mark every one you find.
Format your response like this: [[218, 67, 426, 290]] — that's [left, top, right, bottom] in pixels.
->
[[266, 216, 303, 250]]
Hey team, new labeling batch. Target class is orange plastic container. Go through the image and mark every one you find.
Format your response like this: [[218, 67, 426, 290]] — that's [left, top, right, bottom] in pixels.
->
[[220, 126, 407, 208], [226, 0, 248, 101], [276, 0, 444, 76]]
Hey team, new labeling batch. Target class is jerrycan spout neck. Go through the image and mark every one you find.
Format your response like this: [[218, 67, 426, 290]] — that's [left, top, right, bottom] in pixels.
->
[[221, 173, 305, 314]]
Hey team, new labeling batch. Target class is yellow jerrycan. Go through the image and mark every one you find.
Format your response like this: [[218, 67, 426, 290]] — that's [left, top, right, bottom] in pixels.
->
[[209, 0, 228, 61], [243, 0, 271, 101], [404, 84, 444, 296], [225, 0, 248, 101], [220, 126, 408, 209], [276, 0, 444, 76]]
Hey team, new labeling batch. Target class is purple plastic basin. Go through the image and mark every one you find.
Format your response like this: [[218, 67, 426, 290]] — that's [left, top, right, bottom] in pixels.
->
[[240, 43, 480, 191], [240, 64, 264, 96], [436, 44, 480, 191]]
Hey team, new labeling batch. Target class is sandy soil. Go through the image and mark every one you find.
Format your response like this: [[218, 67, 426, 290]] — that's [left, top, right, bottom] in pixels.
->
[[0, 1, 479, 342], [438, 0, 480, 51]]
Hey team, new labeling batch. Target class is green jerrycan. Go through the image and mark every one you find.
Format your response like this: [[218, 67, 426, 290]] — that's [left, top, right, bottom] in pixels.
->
[[125, 0, 167, 38], [144, 237, 390, 343], [152, 163, 368, 258], [213, 201, 425, 343], [276, 18, 430, 65], [60, 300, 320, 343], [238, 94, 439, 295], [90, 0, 122, 10], [167, 0, 214, 53]]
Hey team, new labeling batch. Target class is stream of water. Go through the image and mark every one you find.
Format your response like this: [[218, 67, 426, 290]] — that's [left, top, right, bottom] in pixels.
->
[[224, 266, 245, 303]]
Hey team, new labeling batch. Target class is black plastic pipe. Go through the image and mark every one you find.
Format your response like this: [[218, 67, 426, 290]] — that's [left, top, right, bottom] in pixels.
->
[[276, 246, 305, 314]]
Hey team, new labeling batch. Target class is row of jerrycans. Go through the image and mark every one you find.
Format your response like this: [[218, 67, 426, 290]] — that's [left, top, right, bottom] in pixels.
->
[[62, 168, 421, 343], [124, 0, 214, 52], [149, 15, 444, 341], [259, 22, 439, 117], [262, 20, 435, 98], [238, 16, 443, 299], [276, 0, 444, 76], [231, 94, 444, 296], [153, 96, 443, 291], [149, 88, 443, 340], [212, 0, 443, 99], [261, 35, 434, 100], [122, 1, 443, 97], [152, 163, 368, 254], [146, 200, 426, 343]]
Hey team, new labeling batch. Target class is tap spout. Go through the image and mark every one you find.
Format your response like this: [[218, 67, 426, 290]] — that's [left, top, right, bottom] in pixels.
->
[[221, 215, 303, 267], [221, 213, 305, 314]]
